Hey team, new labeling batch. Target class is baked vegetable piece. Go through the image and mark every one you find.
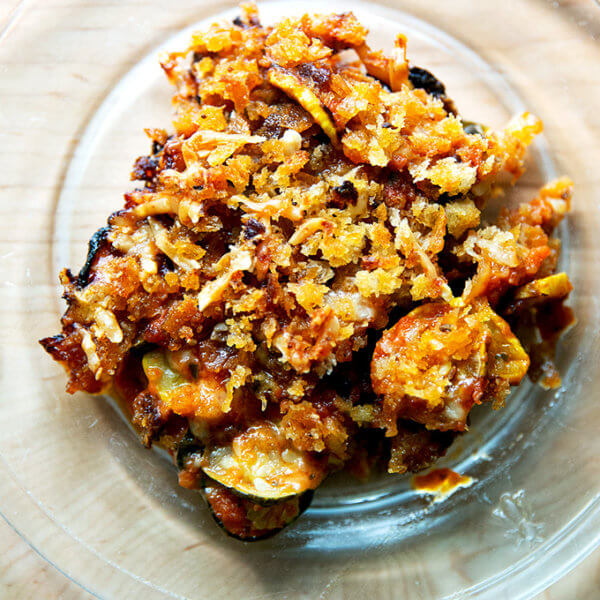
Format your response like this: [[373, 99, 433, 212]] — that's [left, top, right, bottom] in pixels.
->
[[204, 482, 314, 541], [371, 300, 530, 432], [41, 4, 573, 539]]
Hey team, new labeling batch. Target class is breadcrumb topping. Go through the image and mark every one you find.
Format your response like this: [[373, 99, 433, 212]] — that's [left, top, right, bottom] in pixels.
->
[[41, 5, 573, 520]]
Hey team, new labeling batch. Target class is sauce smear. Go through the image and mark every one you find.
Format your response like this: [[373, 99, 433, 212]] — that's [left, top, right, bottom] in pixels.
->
[[412, 468, 474, 503]]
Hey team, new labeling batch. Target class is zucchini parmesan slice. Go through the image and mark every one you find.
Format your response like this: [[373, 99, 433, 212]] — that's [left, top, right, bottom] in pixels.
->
[[201, 421, 327, 504], [371, 300, 529, 431], [204, 482, 313, 541], [142, 349, 232, 423]]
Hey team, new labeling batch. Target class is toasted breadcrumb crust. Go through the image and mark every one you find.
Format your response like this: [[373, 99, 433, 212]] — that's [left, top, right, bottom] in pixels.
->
[[41, 5, 573, 509]]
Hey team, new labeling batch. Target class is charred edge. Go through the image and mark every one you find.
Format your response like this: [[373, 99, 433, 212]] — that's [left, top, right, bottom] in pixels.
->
[[463, 121, 486, 136], [243, 218, 266, 240], [296, 63, 331, 88], [232, 13, 260, 29], [332, 180, 358, 206], [132, 154, 160, 183], [77, 226, 110, 288], [175, 432, 204, 470], [131, 390, 166, 448], [408, 66, 446, 98], [39, 333, 66, 357]]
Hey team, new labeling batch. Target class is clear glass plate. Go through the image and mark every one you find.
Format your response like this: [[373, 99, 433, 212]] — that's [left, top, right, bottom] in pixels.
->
[[1, 1, 599, 598]]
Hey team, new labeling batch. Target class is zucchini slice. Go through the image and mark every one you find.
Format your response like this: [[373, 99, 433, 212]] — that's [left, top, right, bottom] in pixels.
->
[[371, 300, 529, 431], [201, 421, 327, 504], [504, 273, 572, 316], [142, 349, 229, 423], [480, 304, 530, 384], [204, 482, 313, 541], [513, 272, 572, 302]]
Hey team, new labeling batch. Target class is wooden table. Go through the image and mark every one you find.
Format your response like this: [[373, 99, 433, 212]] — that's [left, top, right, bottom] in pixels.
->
[[1, 1, 598, 598], [1, 518, 598, 599]]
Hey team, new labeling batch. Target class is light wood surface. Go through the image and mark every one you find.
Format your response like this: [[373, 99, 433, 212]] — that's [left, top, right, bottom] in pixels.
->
[[1, 517, 598, 599], [1, 0, 599, 598]]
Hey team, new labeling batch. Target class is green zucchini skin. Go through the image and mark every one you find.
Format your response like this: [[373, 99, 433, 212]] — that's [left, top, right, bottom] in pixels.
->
[[408, 66, 446, 98], [175, 434, 204, 472], [77, 226, 110, 287]]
